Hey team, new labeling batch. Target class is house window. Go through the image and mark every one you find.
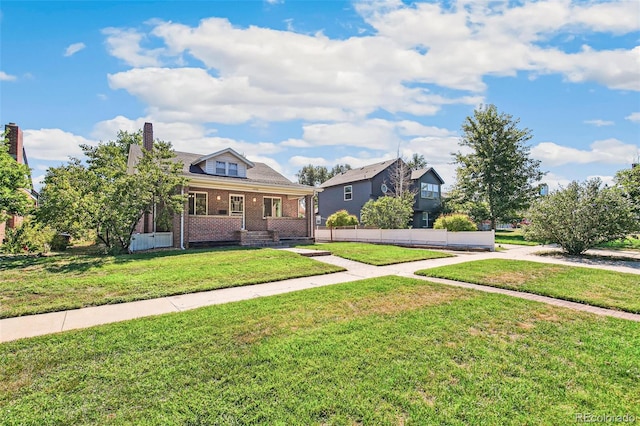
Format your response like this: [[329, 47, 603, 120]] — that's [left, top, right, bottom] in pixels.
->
[[228, 162, 238, 176], [421, 183, 439, 199], [422, 212, 429, 228], [188, 192, 208, 215], [344, 185, 353, 201], [264, 197, 282, 217], [216, 161, 226, 175]]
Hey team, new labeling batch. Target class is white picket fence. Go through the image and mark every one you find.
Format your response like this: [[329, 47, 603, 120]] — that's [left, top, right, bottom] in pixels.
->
[[129, 232, 173, 252], [315, 228, 494, 250]]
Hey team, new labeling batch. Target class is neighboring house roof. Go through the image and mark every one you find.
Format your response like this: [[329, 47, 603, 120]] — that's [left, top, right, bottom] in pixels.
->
[[128, 144, 315, 196], [319, 159, 399, 188], [411, 167, 445, 184]]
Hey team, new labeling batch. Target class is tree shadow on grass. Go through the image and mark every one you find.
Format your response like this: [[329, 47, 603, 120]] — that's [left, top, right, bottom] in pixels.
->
[[536, 250, 640, 271], [1, 245, 262, 274]]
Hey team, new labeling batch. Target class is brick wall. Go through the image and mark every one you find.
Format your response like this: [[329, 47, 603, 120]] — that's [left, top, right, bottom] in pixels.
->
[[266, 217, 308, 238], [188, 216, 242, 242]]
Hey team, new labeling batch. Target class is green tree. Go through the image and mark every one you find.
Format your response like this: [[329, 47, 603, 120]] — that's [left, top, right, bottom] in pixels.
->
[[296, 164, 329, 186], [326, 210, 358, 228], [523, 179, 638, 255], [328, 163, 352, 178], [37, 131, 186, 253], [296, 163, 353, 186], [615, 165, 640, 220], [0, 132, 32, 222], [453, 104, 544, 230], [361, 195, 414, 229], [407, 153, 427, 171]]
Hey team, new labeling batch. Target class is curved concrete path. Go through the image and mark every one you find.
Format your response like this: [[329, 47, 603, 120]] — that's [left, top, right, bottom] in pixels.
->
[[1, 245, 638, 343]]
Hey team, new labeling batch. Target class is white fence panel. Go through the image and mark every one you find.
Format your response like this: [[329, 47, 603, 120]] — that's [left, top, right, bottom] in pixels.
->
[[130, 232, 173, 252], [315, 228, 493, 250]]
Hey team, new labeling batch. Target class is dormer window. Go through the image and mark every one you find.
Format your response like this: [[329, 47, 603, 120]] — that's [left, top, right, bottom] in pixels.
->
[[216, 161, 226, 175], [192, 148, 254, 178]]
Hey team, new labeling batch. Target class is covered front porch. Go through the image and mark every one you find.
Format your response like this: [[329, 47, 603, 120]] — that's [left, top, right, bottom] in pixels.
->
[[180, 181, 315, 247]]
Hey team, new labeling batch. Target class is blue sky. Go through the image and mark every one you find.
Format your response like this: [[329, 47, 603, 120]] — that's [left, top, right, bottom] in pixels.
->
[[1, 0, 639, 191]]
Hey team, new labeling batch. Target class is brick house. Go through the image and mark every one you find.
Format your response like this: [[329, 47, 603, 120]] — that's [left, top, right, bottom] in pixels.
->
[[0, 123, 38, 243], [317, 158, 444, 228], [128, 123, 317, 248]]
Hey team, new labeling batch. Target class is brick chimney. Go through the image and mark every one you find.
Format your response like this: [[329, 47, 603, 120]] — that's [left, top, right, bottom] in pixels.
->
[[4, 122, 23, 164], [143, 122, 153, 151]]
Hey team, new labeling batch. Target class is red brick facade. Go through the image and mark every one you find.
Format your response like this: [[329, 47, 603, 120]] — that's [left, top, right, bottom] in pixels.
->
[[134, 186, 312, 248]]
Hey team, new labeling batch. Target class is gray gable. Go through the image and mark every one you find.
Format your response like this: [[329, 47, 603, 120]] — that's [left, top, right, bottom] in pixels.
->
[[411, 167, 445, 184]]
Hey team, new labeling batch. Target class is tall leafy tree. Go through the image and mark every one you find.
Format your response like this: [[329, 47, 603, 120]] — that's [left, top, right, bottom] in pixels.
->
[[453, 104, 544, 229], [328, 163, 352, 178], [407, 153, 427, 171], [0, 133, 32, 222], [615, 165, 640, 220], [38, 131, 186, 253], [296, 163, 352, 186], [296, 164, 328, 186]]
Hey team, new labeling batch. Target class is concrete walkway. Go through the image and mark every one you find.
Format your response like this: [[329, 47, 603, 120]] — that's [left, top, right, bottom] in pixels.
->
[[1, 245, 639, 343]]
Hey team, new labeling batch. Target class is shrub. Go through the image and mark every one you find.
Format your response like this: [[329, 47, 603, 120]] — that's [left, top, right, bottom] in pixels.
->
[[524, 178, 638, 255], [433, 213, 477, 231], [1, 218, 56, 254], [326, 210, 359, 228], [360, 195, 413, 229]]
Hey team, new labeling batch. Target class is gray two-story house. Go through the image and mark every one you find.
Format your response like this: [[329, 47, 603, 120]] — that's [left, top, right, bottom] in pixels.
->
[[317, 158, 444, 228]]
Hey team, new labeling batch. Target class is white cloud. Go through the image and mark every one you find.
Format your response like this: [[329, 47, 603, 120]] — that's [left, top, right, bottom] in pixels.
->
[[584, 119, 614, 127], [531, 139, 640, 166], [64, 42, 86, 57], [102, 27, 163, 67], [92, 115, 281, 157], [100, 1, 638, 130], [0, 71, 17, 81], [23, 128, 96, 161], [625, 112, 640, 123]]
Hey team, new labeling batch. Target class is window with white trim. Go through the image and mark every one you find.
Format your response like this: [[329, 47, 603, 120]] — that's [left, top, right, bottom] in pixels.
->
[[263, 197, 282, 217], [421, 182, 439, 199], [344, 185, 353, 201], [422, 212, 429, 228], [228, 162, 238, 176], [188, 192, 208, 215], [215, 161, 226, 175]]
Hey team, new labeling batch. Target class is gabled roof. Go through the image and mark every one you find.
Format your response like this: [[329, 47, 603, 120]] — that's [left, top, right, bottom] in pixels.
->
[[411, 167, 445, 184], [319, 159, 399, 188], [190, 147, 255, 168], [128, 144, 315, 196]]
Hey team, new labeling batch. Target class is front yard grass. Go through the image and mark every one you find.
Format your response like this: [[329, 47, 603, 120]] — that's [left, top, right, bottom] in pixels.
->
[[495, 229, 540, 246], [0, 248, 344, 318], [416, 259, 640, 313], [299, 242, 453, 265], [1, 276, 637, 424]]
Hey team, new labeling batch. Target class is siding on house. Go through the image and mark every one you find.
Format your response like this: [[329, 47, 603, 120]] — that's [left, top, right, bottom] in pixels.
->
[[317, 159, 444, 228]]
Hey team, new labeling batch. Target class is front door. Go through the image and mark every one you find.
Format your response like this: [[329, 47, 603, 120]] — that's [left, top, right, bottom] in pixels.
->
[[230, 194, 245, 229]]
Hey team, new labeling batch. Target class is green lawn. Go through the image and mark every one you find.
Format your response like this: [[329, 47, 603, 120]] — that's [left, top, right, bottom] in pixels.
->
[[495, 229, 540, 246], [416, 259, 640, 313], [1, 276, 637, 425], [300, 242, 453, 265], [0, 248, 344, 318], [598, 236, 640, 251]]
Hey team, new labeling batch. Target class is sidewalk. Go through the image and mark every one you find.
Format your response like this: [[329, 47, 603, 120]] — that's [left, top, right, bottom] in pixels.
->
[[1, 245, 638, 343]]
